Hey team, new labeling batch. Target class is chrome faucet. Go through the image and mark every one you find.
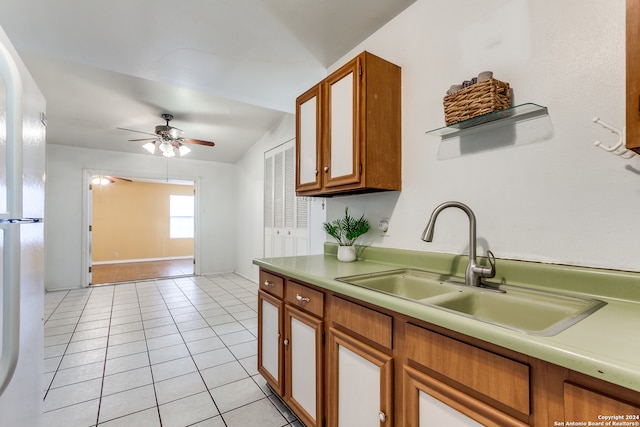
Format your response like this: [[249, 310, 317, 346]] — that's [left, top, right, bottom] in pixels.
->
[[421, 201, 495, 287]]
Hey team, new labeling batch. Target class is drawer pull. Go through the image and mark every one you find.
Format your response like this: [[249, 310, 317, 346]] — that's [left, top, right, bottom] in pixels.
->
[[296, 294, 310, 303], [283, 339, 289, 346], [379, 411, 387, 422], [263, 280, 275, 287]]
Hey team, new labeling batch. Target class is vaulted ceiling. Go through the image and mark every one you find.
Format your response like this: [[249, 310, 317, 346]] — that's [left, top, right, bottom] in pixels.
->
[[0, 0, 416, 162]]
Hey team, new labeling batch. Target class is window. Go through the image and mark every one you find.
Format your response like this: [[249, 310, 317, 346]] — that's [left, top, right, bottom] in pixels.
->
[[170, 195, 194, 238]]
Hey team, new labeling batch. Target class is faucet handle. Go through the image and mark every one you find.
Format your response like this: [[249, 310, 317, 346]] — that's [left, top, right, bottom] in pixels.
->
[[473, 250, 496, 280], [483, 250, 496, 278]]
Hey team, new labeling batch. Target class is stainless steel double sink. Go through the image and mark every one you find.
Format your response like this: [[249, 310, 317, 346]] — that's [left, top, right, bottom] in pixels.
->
[[336, 269, 606, 336]]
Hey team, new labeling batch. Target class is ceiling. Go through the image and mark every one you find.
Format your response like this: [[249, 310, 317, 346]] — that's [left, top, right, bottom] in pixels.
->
[[0, 0, 416, 163]]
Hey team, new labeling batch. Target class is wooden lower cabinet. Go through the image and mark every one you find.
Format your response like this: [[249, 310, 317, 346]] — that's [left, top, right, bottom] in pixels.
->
[[256, 268, 640, 427], [258, 272, 325, 427], [257, 268, 286, 397], [284, 305, 323, 427], [327, 296, 394, 426], [404, 365, 495, 427], [257, 289, 284, 395], [327, 327, 394, 426], [564, 382, 640, 423], [402, 324, 529, 427]]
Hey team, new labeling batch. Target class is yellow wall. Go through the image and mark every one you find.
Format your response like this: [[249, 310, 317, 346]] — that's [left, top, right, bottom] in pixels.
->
[[91, 181, 194, 262]]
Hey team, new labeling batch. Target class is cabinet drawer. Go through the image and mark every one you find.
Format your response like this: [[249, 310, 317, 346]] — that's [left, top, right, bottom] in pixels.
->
[[564, 382, 640, 420], [286, 280, 324, 317], [259, 270, 284, 298], [405, 324, 530, 415], [331, 296, 392, 350]]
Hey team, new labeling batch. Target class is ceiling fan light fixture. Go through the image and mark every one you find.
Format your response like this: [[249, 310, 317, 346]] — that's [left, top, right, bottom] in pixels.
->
[[142, 141, 157, 154], [178, 144, 191, 157], [158, 141, 173, 154], [91, 176, 112, 185], [159, 141, 176, 157]]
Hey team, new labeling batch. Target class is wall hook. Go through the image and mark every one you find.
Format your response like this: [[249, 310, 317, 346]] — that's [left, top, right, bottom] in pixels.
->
[[592, 117, 636, 159]]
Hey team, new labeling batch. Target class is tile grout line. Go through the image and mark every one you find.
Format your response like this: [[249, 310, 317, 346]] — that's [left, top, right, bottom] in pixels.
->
[[94, 284, 117, 426], [182, 275, 298, 424], [135, 279, 165, 427], [42, 274, 301, 427], [91, 280, 167, 426], [43, 289, 70, 323], [163, 274, 278, 422], [153, 276, 228, 426], [43, 288, 96, 403]]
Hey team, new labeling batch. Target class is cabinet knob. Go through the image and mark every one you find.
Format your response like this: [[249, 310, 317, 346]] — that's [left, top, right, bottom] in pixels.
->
[[379, 411, 387, 422], [263, 281, 275, 287], [283, 339, 289, 346], [314, 169, 318, 176], [296, 294, 311, 303], [323, 166, 329, 172]]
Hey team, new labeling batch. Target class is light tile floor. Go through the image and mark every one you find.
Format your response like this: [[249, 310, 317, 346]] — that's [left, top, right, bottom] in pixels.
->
[[44, 273, 303, 427]]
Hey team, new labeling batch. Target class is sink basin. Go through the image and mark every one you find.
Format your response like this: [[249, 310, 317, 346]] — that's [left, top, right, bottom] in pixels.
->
[[336, 269, 455, 300], [432, 286, 607, 336], [336, 269, 606, 336]]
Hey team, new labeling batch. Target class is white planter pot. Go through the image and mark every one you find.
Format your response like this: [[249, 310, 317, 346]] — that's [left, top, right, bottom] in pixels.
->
[[337, 245, 357, 262]]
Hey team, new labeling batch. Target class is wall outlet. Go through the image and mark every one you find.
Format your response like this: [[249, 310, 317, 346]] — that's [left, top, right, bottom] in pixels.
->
[[378, 219, 389, 233]]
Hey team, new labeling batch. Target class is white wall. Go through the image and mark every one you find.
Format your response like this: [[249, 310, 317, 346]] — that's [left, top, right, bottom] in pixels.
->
[[234, 114, 327, 282], [323, 0, 640, 272], [46, 0, 640, 289], [45, 144, 237, 290], [234, 114, 294, 281]]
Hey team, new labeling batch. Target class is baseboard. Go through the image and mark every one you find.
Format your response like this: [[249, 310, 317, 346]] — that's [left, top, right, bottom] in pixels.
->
[[92, 256, 193, 266]]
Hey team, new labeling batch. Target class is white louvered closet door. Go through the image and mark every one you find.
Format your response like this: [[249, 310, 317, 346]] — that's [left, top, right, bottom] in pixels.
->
[[264, 139, 309, 258]]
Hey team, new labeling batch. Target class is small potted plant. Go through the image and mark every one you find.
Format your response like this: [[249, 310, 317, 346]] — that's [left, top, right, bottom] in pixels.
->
[[322, 207, 370, 262]]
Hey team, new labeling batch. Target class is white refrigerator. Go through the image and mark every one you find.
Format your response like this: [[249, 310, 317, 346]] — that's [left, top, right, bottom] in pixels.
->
[[0, 25, 46, 427]]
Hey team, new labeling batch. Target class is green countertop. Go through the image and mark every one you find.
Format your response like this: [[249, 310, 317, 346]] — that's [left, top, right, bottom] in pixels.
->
[[253, 244, 640, 393]]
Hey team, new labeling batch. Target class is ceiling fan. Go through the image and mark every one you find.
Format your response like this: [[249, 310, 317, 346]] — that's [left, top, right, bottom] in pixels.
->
[[117, 113, 215, 158], [91, 175, 132, 185]]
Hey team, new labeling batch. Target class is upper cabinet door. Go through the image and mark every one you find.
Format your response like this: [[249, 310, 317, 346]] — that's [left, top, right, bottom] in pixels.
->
[[324, 57, 361, 189], [296, 84, 322, 192], [628, 0, 640, 153]]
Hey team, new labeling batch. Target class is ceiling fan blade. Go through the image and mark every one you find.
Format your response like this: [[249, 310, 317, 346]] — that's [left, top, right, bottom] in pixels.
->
[[116, 127, 158, 137], [107, 176, 133, 183], [128, 138, 158, 142], [181, 138, 215, 147]]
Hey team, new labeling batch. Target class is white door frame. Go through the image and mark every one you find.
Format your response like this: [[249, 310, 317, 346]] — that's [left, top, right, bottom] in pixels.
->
[[81, 168, 201, 287]]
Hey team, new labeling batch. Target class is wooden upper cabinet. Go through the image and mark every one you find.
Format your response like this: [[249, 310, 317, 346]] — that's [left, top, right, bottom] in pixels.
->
[[295, 51, 401, 196], [324, 58, 362, 190], [628, 0, 640, 152], [296, 84, 323, 193]]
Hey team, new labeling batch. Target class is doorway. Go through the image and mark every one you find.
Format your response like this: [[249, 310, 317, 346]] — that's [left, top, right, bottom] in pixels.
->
[[85, 173, 198, 285]]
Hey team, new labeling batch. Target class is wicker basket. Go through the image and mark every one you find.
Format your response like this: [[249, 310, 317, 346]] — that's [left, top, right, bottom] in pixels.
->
[[443, 78, 511, 125]]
